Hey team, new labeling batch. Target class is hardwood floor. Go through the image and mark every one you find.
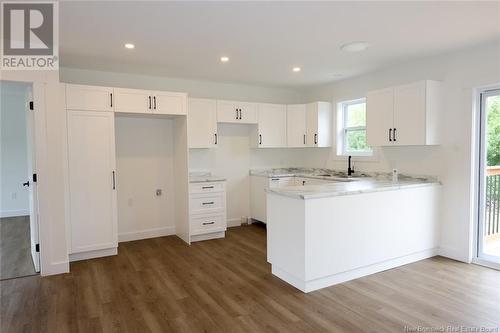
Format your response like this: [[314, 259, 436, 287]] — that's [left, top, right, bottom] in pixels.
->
[[0, 216, 37, 280], [1, 223, 499, 333]]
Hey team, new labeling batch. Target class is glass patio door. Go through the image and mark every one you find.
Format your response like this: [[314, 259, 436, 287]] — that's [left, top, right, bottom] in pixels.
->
[[478, 88, 500, 264]]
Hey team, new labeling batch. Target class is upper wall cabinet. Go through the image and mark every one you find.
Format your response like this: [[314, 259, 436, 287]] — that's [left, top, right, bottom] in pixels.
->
[[366, 80, 442, 146], [306, 102, 332, 147], [113, 88, 187, 115], [251, 103, 287, 148], [216, 100, 258, 124], [287, 104, 307, 147], [66, 84, 114, 112], [188, 98, 218, 148]]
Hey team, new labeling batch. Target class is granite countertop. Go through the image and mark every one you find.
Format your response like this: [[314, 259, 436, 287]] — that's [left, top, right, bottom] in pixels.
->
[[189, 172, 226, 183], [250, 168, 440, 200]]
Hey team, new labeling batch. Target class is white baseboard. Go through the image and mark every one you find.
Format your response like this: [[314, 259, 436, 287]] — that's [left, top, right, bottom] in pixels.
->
[[438, 246, 469, 263], [69, 247, 117, 262], [227, 217, 243, 227], [118, 226, 176, 242], [272, 248, 439, 293], [0, 209, 29, 218], [190, 231, 225, 242], [41, 260, 69, 276]]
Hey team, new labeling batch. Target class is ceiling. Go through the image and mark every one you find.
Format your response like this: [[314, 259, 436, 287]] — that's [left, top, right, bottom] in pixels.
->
[[60, 1, 500, 88]]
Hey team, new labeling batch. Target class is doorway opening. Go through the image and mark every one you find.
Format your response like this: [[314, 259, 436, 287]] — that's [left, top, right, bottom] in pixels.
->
[[0, 81, 40, 280], [477, 87, 500, 267]]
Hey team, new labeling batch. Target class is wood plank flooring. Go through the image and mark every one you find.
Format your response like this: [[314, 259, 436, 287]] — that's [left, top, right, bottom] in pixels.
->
[[1, 223, 499, 333], [0, 216, 36, 280]]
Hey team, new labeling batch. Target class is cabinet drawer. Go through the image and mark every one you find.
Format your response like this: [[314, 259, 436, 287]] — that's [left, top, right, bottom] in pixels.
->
[[189, 182, 225, 194], [190, 214, 226, 235], [189, 193, 225, 214]]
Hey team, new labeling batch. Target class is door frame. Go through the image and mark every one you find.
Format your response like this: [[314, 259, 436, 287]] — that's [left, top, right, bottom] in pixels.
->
[[472, 84, 500, 270], [0, 71, 67, 276]]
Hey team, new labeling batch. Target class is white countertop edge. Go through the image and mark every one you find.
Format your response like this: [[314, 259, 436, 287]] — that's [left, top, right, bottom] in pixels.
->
[[267, 182, 441, 200]]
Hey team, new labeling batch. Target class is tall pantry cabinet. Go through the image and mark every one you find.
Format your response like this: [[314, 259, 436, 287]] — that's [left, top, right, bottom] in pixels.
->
[[65, 85, 118, 260]]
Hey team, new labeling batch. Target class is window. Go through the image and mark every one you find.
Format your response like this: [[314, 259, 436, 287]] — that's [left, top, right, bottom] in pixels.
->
[[339, 98, 372, 156]]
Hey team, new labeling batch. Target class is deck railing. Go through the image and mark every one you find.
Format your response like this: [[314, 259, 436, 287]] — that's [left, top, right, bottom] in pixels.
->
[[486, 166, 500, 236]]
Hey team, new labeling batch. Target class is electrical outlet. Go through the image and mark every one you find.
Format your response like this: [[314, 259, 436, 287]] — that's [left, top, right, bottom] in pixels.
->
[[156, 189, 162, 196]]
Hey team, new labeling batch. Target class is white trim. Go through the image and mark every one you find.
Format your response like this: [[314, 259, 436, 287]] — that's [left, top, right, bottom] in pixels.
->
[[472, 257, 500, 270], [0, 209, 30, 218], [41, 260, 69, 276], [438, 245, 469, 263], [227, 217, 243, 227], [69, 248, 117, 262], [190, 231, 225, 242], [272, 248, 438, 293], [118, 226, 176, 242]]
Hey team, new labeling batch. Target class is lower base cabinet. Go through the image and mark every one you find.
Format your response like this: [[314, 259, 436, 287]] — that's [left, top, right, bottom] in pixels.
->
[[189, 181, 227, 242]]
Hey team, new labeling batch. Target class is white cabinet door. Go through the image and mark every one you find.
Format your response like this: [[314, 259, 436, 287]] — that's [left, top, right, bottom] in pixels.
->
[[153, 91, 187, 115], [393, 81, 426, 146], [65, 84, 113, 112], [287, 104, 307, 147], [239, 102, 258, 124], [67, 110, 117, 254], [216, 100, 240, 123], [188, 98, 217, 148], [256, 103, 287, 148], [306, 102, 332, 147], [366, 87, 394, 146], [113, 88, 151, 114]]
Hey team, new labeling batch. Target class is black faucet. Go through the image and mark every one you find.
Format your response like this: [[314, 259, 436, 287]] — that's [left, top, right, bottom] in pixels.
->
[[348, 156, 354, 176]]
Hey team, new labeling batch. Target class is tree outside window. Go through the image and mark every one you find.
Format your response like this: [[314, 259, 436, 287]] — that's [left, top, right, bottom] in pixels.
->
[[340, 98, 372, 156]]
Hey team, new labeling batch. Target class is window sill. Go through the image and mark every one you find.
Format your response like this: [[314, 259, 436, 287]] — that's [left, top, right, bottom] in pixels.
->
[[332, 149, 380, 162]]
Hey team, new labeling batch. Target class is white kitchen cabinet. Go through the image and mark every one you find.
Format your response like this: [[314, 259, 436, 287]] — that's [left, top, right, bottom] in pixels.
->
[[188, 98, 218, 148], [287, 104, 307, 147], [65, 84, 114, 112], [251, 103, 287, 148], [189, 181, 227, 242], [66, 110, 117, 258], [114, 88, 187, 115], [216, 100, 258, 124], [153, 91, 187, 115], [367, 80, 442, 146], [306, 102, 332, 147], [113, 88, 150, 114], [250, 176, 295, 223]]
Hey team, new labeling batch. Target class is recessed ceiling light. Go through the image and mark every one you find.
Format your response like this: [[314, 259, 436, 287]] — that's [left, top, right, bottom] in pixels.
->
[[292, 67, 301, 72], [220, 56, 229, 63], [340, 41, 370, 52], [124, 43, 135, 49]]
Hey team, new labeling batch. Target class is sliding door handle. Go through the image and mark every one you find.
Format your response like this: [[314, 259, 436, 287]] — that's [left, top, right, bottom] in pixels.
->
[[389, 128, 392, 142]]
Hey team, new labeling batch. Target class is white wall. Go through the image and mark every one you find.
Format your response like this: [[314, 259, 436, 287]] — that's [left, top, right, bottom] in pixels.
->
[[115, 116, 175, 241], [305, 41, 500, 262], [0, 83, 30, 217]]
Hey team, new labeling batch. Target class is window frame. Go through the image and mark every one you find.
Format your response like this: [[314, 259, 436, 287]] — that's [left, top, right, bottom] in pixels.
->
[[339, 98, 372, 156]]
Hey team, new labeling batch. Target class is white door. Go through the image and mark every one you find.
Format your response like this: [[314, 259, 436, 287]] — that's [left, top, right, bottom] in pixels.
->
[[393, 81, 426, 146], [25, 88, 40, 272], [153, 91, 187, 115], [216, 100, 240, 123], [366, 87, 394, 146], [287, 104, 307, 147], [65, 84, 113, 112], [113, 88, 151, 114], [188, 98, 218, 148], [257, 104, 287, 147], [306, 103, 319, 147], [239, 102, 258, 124], [67, 110, 117, 253]]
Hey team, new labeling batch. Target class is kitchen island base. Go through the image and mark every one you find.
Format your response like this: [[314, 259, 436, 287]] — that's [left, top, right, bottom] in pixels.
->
[[267, 184, 440, 293]]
